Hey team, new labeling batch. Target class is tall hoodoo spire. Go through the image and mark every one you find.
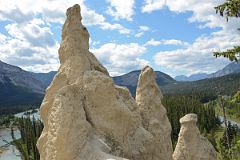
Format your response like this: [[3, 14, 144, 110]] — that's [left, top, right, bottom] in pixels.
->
[[136, 66, 173, 160], [59, 4, 89, 64]]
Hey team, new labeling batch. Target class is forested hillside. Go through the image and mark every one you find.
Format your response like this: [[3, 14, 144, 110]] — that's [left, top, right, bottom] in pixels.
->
[[162, 95, 219, 145], [162, 74, 240, 102], [115, 73, 240, 101]]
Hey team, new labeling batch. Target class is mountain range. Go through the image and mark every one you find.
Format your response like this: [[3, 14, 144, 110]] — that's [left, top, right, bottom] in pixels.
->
[[175, 62, 240, 81], [0, 60, 177, 109], [175, 73, 209, 81], [0, 60, 239, 114], [0, 60, 44, 113], [113, 70, 176, 96], [0, 60, 45, 93]]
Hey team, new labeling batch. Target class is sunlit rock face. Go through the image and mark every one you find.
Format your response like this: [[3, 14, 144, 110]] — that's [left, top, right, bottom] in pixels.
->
[[136, 66, 173, 160], [37, 4, 216, 160], [36, 4, 110, 160], [37, 4, 173, 160], [173, 114, 217, 160]]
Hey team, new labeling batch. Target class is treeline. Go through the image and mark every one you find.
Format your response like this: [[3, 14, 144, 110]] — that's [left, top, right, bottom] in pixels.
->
[[0, 105, 40, 115], [162, 95, 220, 145], [0, 115, 15, 128], [0, 80, 44, 110], [219, 122, 240, 160], [222, 102, 240, 121], [209, 97, 240, 122], [12, 116, 43, 160], [161, 74, 240, 102]]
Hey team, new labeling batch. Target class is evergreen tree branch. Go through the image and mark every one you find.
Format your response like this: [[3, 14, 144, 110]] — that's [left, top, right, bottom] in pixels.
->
[[215, 0, 240, 21], [213, 46, 240, 62]]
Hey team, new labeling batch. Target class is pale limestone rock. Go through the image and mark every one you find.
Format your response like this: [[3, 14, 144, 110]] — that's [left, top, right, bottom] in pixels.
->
[[37, 4, 173, 160], [37, 4, 217, 160], [82, 70, 158, 159], [36, 4, 113, 160], [173, 114, 217, 160], [136, 66, 173, 160]]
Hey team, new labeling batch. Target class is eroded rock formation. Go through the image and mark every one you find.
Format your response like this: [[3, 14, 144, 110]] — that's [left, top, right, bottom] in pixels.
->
[[136, 66, 173, 160], [37, 4, 216, 160], [37, 4, 173, 160], [173, 114, 217, 160]]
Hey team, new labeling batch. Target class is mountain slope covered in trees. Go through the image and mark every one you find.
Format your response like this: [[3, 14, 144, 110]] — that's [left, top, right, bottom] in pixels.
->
[[162, 74, 240, 102], [0, 60, 45, 93]]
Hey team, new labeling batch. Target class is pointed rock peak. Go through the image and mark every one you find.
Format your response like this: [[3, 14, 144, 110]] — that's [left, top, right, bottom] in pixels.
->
[[136, 65, 162, 99], [142, 65, 151, 72], [180, 113, 198, 124], [137, 65, 155, 87], [136, 65, 173, 160], [140, 65, 155, 79], [63, 4, 85, 33], [59, 4, 90, 64], [66, 4, 82, 21]]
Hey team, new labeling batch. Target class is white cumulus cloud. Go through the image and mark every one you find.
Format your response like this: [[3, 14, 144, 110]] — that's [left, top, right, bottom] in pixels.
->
[[154, 30, 240, 75], [144, 39, 189, 47], [106, 0, 135, 21], [0, 0, 131, 34], [0, 16, 60, 73], [90, 43, 149, 76], [142, 0, 166, 13], [142, 0, 240, 75], [0, 0, 132, 73]]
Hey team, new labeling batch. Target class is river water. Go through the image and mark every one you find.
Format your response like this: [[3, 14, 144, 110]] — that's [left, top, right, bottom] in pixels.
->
[[218, 116, 240, 128], [0, 128, 21, 160], [0, 109, 40, 160]]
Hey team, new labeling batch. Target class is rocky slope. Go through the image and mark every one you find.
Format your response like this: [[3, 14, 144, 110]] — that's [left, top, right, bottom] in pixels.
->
[[31, 71, 57, 88], [0, 60, 44, 108], [0, 60, 45, 93], [175, 62, 240, 81], [37, 4, 216, 160], [209, 62, 240, 78]]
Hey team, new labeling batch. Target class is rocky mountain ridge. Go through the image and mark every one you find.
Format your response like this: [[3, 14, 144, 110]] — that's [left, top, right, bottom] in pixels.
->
[[175, 62, 240, 81], [0, 60, 44, 108], [209, 62, 240, 78], [175, 73, 208, 81], [0, 59, 183, 108], [0, 60, 45, 93]]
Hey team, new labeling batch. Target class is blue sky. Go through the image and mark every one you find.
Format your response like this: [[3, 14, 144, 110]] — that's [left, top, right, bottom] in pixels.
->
[[0, 0, 239, 77]]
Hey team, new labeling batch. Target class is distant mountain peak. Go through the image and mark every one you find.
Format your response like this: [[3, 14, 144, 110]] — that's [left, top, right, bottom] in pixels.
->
[[113, 69, 175, 96], [0, 60, 45, 93], [175, 62, 240, 81], [208, 62, 240, 78], [175, 73, 208, 81]]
